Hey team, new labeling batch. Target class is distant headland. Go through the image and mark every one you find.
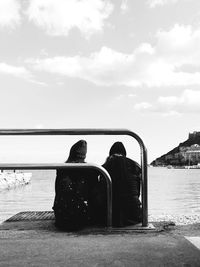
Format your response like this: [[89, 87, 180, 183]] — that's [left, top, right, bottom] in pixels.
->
[[151, 131, 200, 167]]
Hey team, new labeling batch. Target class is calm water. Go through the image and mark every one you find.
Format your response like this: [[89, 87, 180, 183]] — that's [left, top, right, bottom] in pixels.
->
[[148, 167, 200, 216], [0, 167, 200, 223]]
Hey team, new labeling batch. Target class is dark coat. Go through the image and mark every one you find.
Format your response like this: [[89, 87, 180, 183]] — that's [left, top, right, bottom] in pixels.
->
[[53, 140, 98, 230], [53, 168, 96, 230], [101, 142, 142, 226]]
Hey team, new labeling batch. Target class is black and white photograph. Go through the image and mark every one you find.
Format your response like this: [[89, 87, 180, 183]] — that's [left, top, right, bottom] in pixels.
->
[[0, 0, 200, 266]]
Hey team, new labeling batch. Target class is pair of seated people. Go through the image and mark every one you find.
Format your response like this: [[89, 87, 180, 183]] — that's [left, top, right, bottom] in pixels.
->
[[52, 140, 142, 230]]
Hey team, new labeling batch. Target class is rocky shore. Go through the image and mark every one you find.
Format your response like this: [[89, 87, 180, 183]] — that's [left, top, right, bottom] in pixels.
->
[[149, 214, 200, 225]]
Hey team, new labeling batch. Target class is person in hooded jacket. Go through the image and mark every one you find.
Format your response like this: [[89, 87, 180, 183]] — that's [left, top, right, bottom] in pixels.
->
[[53, 140, 96, 230], [100, 142, 142, 227]]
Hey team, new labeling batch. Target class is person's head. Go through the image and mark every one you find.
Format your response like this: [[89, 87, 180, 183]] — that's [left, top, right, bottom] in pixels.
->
[[109, 142, 126, 157], [66, 140, 87, 163]]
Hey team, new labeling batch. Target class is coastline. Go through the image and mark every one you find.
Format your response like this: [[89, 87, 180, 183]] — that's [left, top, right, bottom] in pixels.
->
[[149, 214, 200, 226], [1, 212, 200, 226]]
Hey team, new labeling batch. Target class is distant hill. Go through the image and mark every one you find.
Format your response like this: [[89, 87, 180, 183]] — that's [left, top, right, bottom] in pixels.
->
[[151, 131, 200, 166]]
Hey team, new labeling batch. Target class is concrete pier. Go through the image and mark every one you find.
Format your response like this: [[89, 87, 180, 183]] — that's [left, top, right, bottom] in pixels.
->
[[0, 212, 200, 266]]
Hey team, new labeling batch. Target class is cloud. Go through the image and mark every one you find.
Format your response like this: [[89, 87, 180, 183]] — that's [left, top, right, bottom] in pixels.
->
[[26, 0, 113, 37], [0, 0, 21, 28], [134, 90, 200, 115], [28, 46, 138, 86], [140, 24, 200, 86], [0, 62, 32, 79], [156, 24, 200, 61], [27, 23, 200, 88], [147, 24, 200, 85], [120, 0, 128, 13], [147, 0, 181, 8], [134, 102, 153, 111], [109, 93, 137, 109], [0, 62, 46, 86], [28, 45, 153, 86], [158, 90, 200, 110]]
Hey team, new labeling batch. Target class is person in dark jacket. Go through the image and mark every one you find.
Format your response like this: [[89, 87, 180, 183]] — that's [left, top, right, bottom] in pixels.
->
[[101, 142, 142, 227], [53, 140, 94, 230]]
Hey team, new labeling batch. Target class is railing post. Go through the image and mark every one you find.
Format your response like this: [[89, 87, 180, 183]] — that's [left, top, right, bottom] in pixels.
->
[[125, 130, 148, 227]]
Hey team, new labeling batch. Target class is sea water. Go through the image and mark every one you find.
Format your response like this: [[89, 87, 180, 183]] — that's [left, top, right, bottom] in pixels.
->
[[0, 168, 200, 223], [148, 167, 200, 216]]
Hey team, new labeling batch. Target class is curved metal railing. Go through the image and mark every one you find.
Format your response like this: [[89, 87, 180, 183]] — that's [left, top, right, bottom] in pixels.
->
[[0, 128, 148, 227], [0, 163, 112, 227]]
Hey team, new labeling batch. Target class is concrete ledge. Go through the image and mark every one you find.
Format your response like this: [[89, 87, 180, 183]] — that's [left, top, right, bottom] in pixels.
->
[[1, 211, 156, 233]]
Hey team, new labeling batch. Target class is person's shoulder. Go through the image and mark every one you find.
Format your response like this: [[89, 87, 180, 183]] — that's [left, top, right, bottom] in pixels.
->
[[126, 158, 141, 172], [102, 155, 113, 166]]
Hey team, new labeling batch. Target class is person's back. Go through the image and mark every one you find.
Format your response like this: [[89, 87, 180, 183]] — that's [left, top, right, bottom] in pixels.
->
[[53, 140, 92, 230], [102, 142, 142, 226]]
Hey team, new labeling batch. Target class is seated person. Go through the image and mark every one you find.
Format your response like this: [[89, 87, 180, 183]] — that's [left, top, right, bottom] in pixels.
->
[[53, 140, 96, 230], [98, 142, 142, 227]]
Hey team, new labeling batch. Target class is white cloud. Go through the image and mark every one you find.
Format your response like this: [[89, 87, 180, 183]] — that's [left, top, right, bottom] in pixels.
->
[[133, 24, 200, 87], [28, 46, 139, 86], [148, 0, 181, 8], [0, 62, 32, 79], [134, 102, 153, 111], [120, 0, 128, 13], [148, 24, 200, 85], [0, 62, 46, 86], [0, 0, 21, 28], [158, 89, 200, 113], [173, 90, 200, 106], [156, 24, 200, 62], [135, 43, 155, 55], [28, 44, 156, 86], [26, 0, 113, 37], [134, 90, 200, 115], [109, 93, 137, 109], [27, 23, 200, 88]]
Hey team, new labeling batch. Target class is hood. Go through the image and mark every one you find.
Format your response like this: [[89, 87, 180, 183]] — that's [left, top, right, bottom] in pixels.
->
[[109, 142, 126, 157]]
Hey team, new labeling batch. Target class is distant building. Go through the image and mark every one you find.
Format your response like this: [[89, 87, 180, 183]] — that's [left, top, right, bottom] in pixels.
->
[[160, 144, 200, 166], [180, 144, 200, 165]]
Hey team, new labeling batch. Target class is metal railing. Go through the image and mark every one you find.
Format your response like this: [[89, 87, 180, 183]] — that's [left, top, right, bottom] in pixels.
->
[[0, 128, 148, 227], [0, 163, 112, 227]]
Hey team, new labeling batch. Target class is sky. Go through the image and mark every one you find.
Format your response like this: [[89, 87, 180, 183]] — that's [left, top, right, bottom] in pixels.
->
[[0, 0, 200, 164]]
